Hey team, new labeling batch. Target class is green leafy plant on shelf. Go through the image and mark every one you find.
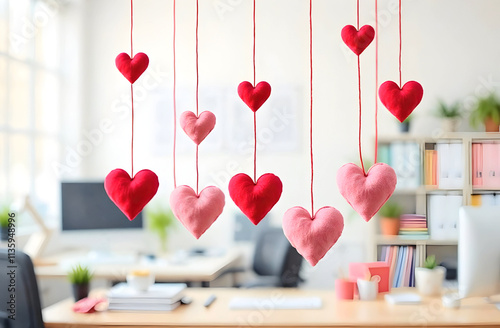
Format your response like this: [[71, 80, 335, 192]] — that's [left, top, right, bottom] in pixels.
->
[[470, 93, 500, 132], [378, 202, 403, 219], [435, 100, 462, 118], [67, 264, 93, 285], [423, 254, 437, 270], [146, 207, 177, 253]]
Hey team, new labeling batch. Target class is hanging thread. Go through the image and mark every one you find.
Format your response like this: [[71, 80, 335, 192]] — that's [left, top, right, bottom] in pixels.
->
[[130, 0, 135, 178], [195, 0, 200, 194], [374, 0, 378, 164], [173, 0, 177, 187], [355, 0, 366, 176], [252, 0, 257, 182], [398, 0, 402, 87], [309, 0, 314, 215]]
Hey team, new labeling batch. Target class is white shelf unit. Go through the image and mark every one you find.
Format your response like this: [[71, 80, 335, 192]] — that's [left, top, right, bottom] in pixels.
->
[[372, 132, 500, 267]]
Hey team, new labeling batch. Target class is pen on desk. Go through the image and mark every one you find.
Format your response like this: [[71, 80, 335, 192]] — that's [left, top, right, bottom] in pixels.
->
[[204, 294, 217, 308]]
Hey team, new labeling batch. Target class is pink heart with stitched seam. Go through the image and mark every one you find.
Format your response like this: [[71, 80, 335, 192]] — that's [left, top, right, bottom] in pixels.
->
[[104, 168, 159, 221], [379, 81, 424, 122], [282, 206, 344, 267], [238, 81, 272, 112], [115, 52, 149, 84], [337, 163, 397, 222], [170, 185, 225, 239], [180, 111, 216, 145], [341, 25, 375, 56]]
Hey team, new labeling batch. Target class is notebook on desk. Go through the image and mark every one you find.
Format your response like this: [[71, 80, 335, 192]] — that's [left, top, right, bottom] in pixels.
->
[[229, 297, 322, 310]]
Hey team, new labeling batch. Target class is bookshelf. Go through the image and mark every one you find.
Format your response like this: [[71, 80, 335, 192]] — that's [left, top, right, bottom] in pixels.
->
[[371, 132, 500, 288]]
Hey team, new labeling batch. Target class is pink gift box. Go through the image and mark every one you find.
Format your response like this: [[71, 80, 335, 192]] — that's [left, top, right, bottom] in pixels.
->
[[349, 262, 390, 293]]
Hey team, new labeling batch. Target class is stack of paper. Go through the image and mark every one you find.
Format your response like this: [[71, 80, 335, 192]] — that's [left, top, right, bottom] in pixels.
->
[[399, 214, 428, 237], [107, 283, 187, 311]]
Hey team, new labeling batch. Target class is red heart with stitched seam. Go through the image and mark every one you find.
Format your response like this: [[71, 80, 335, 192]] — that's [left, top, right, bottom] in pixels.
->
[[337, 163, 397, 222], [379, 81, 424, 122], [229, 173, 282, 225], [170, 185, 225, 239], [238, 81, 271, 112], [180, 111, 216, 145], [341, 25, 375, 56], [283, 206, 344, 266], [115, 52, 149, 84], [104, 168, 159, 221]]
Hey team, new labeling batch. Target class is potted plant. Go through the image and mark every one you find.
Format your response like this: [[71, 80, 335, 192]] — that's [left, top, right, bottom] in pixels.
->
[[0, 207, 10, 241], [435, 100, 462, 132], [378, 202, 402, 236], [68, 264, 93, 301], [399, 115, 413, 133], [145, 207, 176, 255], [415, 255, 446, 296], [470, 93, 500, 132]]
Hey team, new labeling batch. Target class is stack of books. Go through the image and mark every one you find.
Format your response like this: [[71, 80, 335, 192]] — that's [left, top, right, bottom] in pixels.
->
[[380, 245, 416, 288], [399, 214, 428, 238], [107, 283, 187, 311]]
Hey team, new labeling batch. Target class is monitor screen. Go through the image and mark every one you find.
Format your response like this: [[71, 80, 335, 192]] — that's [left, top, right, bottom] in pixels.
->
[[61, 182, 143, 231]]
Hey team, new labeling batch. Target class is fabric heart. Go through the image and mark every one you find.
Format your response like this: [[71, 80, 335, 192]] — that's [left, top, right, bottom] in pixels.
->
[[180, 111, 216, 145], [115, 52, 149, 84], [104, 168, 159, 221], [379, 81, 424, 122], [337, 163, 397, 222], [282, 206, 344, 267], [229, 173, 282, 225], [169, 185, 225, 239], [341, 25, 375, 56], [238, 81, 271, 112]]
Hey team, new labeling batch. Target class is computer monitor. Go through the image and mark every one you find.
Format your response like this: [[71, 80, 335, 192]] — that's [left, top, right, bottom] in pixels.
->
[[61, 182, 143, 231], [458, 206, 500, 298]]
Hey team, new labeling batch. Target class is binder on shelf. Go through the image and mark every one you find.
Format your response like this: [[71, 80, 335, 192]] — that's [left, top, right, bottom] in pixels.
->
[[448, 143, 463, 189], [378, 144, 391, 165], [472, 143, 483, 187], [405, 142, 421, 188], [482, 143, 500, 189], [391, 142, 407, 189], [437, 143, 451, 189], [445, 195, 462, 240]]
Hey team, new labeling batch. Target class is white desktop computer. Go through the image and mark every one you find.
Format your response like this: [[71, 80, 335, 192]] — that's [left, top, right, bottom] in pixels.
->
[[458, 206, 500, 299]]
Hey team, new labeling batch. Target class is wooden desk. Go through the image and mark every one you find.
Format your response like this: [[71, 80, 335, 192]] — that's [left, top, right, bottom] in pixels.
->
[[35, 249, 242, 286], [43, 288, 500, 328]]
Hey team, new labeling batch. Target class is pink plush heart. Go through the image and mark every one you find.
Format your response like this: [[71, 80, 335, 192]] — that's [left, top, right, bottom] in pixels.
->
[[282, 206, 344, 267], [169, 185, 225, 239], [104, 168, 159, 221], [179, 111, 216, 145], [337, 163, 397, 222], [228, 173, 282, 225], [115, 52, 149, 84], [238, 81, 271, 112], [341, 25, 375, 56], [379, 81, 424, 122]]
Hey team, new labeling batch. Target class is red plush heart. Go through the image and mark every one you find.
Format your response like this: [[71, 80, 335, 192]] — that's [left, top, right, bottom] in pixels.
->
[[229, 173, 282, 225], [115, 52, 149, 84], [341, 25, 375, 56], [282, 206, 344, 267], [238, 81, 271, 112], [104, 168, 159, 221], [180, 111, 216, 145], [170, 185, 225, 239], [379, 81, 424, 123], [336, 163, 397, 222]]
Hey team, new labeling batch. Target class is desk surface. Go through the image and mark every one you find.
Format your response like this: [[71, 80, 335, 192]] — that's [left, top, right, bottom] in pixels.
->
[[35, 249, 242, 282], [43, 288, 500, 328]]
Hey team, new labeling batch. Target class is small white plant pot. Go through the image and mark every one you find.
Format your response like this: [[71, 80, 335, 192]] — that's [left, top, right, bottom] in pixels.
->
[[415, 266, 446, 296]]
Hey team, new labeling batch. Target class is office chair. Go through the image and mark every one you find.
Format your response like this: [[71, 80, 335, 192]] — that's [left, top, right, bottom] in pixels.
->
[[0, 249, 44, 328], [223, 227, 304, 288]]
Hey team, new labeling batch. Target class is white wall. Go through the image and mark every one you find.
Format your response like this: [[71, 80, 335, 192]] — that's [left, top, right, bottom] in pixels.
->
[[63, 0, 500, 287]]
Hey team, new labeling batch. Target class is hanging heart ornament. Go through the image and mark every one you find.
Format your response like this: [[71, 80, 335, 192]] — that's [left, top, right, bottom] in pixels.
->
[[180, 111, 216, 145], [341, 25, 375, 56], [379, 81, 423, 122], [238, 81, 271, 112], [115, 52, 149, 84]]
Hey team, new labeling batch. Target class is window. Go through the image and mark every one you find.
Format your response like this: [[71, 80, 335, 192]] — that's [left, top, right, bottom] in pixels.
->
[[1, 0, 63, 228]]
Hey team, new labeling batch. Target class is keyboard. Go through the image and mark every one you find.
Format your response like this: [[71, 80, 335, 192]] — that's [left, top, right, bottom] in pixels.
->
[[229, 297, 322, 310]]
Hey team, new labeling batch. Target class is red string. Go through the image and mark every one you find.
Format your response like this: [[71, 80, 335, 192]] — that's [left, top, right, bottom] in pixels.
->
[[252, 0, 257, 183], [309, 0, 314, 215], [130, 0, 133, 57], [130, 0, 134, 178], [374, 0, 378, 164], [253, 0, 256, 87], [357, 56, 366, 176], [195, 0, 199, 194], [398, 0, 402, 88], [356, 0, 359, 29], [131, 85, 135, 178], [173, 0, 177, 188]]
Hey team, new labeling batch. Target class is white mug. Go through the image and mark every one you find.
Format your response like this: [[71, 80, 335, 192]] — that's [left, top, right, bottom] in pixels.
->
[[126, 271, 155, 292], [357, 278, 378, 301]]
